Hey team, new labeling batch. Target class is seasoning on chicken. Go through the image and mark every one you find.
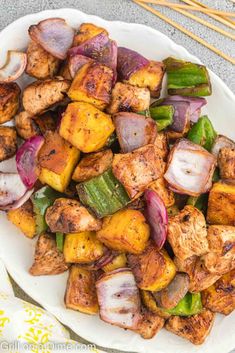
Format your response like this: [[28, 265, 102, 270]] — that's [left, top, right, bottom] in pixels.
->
[[112, 144, 165, 199], [202, 225, 235, 275], [218, 147, 235, 180], [45, 198, 102, 233], [168, 205, 209, 260], [165, 309, 215, 345], [15, 111, 40, 139], [0, 82, 20, 124], [29, 233, 69, 276], [0, 126, 17, 162], [133, 309, 165, 339], [23, 78, 70, 115], [154, 132, 169, 160]]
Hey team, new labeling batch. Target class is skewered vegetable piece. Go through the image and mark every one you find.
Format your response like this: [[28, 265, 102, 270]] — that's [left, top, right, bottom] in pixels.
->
[[164, 139, 216, 196], [72, 149, 113, 182], [201, 225, 235, 275], [31, 186, 61, 235], [141, 290, 171, 319], [202, 269, 235, 315], [38, 131, 80, 192], [102, 253, 127, 272], [112, 144, 165, 199], [187, 193, 208, 215], [56, 232, 64, 252], [165, 309, 215, 345], [96, 268, 141, 329], [187, 115, 217, 151], [107, 82, 150, 114], [0, 126, 17, 162], [7, 200, 36, 238], [207, 181, 235, 225], [148, 178, 175, 207], [46, 198, 102, 233], [0, 82, 20, 123], [164, 57, 212, 97], [29, 233, 69, 276], [150, 105, 174, 131], [113, 112, 157, 153], [218, 147, 235, 179], [68, 54, 93, 78], [77, 168, 130, 218], [165, 292, 202, 316], [22, 78, 70, 116], [26, 40, 60, 79], [63, 231, 104, 263], [59, 102, 115, 153], [73, 23, 108, 46], [128, 243, 176, 291], [97, 209, 150, 254], [68, 62, 113, 110], [65, 265, 98, 314]]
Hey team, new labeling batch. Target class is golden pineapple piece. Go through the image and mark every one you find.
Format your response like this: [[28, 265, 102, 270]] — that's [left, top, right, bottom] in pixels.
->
[[7, 200, 36, 238], [73, 23, 108, 46]]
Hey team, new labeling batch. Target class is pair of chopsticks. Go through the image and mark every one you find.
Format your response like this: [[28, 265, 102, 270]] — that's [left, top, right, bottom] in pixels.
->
[[132, 0, 235, 64]]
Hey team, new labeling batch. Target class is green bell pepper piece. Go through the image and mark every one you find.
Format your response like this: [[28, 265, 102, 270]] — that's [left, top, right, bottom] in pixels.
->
[[164, 57, 212, 97], [31, 186, 61, 235], [166, 292, 202, 316], [187, 115, 217, 151], [56, 232, 64, 252], [150, 105, 174, 131], [137, 109, 151, 118], [187, 193, 208, 214]]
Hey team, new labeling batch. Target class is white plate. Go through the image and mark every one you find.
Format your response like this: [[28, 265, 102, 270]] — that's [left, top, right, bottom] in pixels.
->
[[0, 8, 234, 353]]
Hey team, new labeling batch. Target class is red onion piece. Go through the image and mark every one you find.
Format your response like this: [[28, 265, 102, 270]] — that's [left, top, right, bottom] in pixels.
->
[[68, 32, 117, 72], [144, 189, 168, 249], [16, 136, 44, 188], [113, 112, 157, 153], [68, 54, 93, 78], [117, 47, 149, 80], [0, 51, 27, 83], [161, 100, 190, 133], [96, 268, 141, 329], [2, 188, 34, 211], [164, 139, 216, 196], [29, 18, 75, 60]]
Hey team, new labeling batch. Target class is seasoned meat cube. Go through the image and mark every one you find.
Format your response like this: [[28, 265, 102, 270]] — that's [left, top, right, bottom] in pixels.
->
[[0, 126, 17, 161], [202, 225, 235, 275], [23, 78, 70, 115], [112, 144, 165, 198], [33, 111, 56, 135], [15, 111, 40, 139], [133, 309, 165, 339], [45, 198, 102, 233], [65, 265, 98, 314], [202, 269, 235, 315], [73, 23, 108, 46], [148, 177, 175, 207], [107, 82, 150, 114], [154, 132, 169, 160], [165, 309, 215, 345], [72, 149, 113, 182], [168, 205, 208, 260], [26, 40, 60, 79], [174, 256, 220, 292], [218, 147, 235, 179], [0, 82, 20, 123], [29, 233, 69, 276], [211, 134, 235, 157]]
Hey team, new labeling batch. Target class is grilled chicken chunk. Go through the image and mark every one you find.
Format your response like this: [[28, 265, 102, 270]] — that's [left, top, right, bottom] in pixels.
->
[[211, 134, 235, 158], [29, 233, 69, 276], [45, 198, 102, 233], [133, 309, 165, 339], [202, 269, 235, 315], [15, 111, 39, 139], [112, 144, 165, 198], [26, 40, 60, 79], [0, 126, 17, 162], [168, 205, 209, 260], [23, 78, 70, 115], [72, 149, 113, 182], [174, 256, 220, 292], [148, 177, 175, 207], [107, 82, 150, 114], [154, 132, 169, 160], [165, 309, 215, 345], [218, 147, 235, 180], [202, 225, 235, 275], [0, 82, 20, 124]]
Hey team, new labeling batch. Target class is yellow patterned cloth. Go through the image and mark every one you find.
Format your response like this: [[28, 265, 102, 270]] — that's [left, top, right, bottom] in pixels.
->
[[0, 260, 101, 353]]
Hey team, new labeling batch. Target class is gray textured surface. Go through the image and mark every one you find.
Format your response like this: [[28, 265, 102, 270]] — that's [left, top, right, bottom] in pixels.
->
[[1, 0, 235, 352]]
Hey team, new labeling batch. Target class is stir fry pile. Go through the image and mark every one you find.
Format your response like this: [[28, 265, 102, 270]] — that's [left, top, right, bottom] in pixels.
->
[[0, 18, 234, 345]]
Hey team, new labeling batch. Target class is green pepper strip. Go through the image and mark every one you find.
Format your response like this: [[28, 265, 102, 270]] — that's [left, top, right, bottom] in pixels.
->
[[150, 105, 174, 131], [166, 292, 202, 316], [187, 115, 217, 151], [56, 232, 64, 252]]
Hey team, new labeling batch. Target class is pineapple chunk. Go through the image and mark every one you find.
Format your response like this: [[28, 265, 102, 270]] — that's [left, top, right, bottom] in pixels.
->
[[38, 131, 80, 192], [68, 62, 113, 110], [7, 200, 36, 238], [207, 181, 235, 225], [59, 102, 115, 153], [73, 23, 108, 46]]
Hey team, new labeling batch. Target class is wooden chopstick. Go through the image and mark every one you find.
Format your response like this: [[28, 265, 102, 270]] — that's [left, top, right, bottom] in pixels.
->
[[153, 0, 235, 40], [133, 0, 235, 64], [181, 0, 235, 30], [138, 0, 235, 17]]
